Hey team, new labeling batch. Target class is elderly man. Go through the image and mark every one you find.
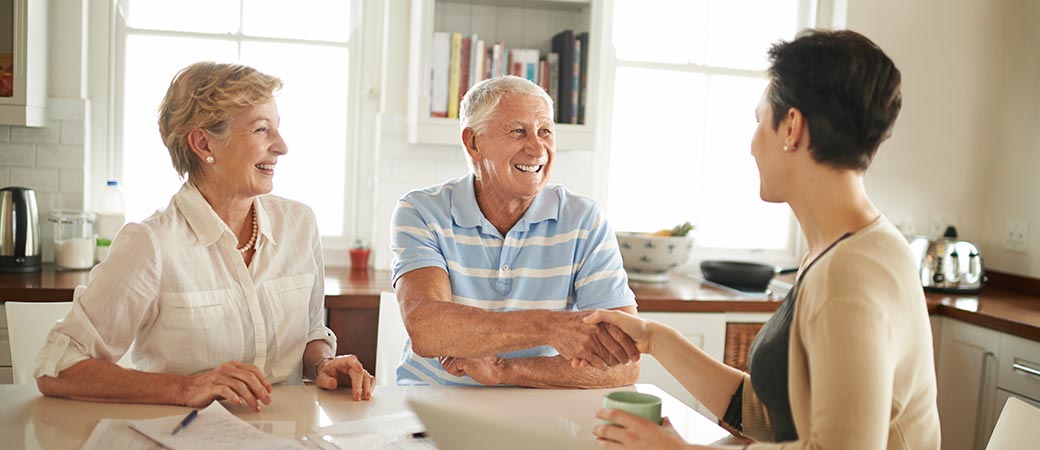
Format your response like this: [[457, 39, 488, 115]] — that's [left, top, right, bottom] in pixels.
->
[[390, 76, 640, 387]]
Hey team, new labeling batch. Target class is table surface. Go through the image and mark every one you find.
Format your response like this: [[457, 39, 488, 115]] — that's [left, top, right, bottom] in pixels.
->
[[0, 383, 737, 450]]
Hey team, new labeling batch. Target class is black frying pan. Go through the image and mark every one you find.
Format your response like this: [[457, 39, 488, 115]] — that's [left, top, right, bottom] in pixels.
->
[[700, 260, 798, 292]]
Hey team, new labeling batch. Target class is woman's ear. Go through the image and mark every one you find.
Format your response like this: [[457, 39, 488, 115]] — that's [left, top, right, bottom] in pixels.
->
[[784, 107, 807, 151], [187, 128, 214, 162]]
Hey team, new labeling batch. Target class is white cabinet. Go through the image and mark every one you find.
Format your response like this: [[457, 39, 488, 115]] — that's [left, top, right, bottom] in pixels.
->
[[0, 304, 12, 384], [0, 0, 47, 126], [991, 332, 1040, 429], [936, 318, 1002, 450], [637, 312, 771, 420], [406, 0, 600, 150]]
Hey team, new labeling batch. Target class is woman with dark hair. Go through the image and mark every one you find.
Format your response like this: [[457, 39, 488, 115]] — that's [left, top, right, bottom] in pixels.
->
[[586, 30, 940, 449]]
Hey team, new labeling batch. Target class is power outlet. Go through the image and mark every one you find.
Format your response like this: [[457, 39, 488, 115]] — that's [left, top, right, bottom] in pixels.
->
[[1004, 220, 1030, 253]]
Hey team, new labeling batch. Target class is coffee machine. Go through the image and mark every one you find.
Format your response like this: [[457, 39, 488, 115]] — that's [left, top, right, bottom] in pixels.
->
[[0, 186, 42, 272]]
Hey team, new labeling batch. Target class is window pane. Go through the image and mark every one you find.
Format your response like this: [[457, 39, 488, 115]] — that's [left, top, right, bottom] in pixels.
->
[[705, 0, 801, 70], [243, 0, 353, 42], [607, 68, 707, 234], [121, 35, 237, 222], [126, 0, 239, 34], [612, 0, 707, 64], [698, 75, 790, 249], [241, 42, 350, 235]]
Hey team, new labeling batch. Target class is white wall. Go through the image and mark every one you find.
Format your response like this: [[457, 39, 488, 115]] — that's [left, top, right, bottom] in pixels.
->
[[848, 0, 1040, 277]]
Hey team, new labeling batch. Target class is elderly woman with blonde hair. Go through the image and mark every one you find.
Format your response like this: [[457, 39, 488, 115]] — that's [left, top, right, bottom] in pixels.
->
[[35, 61, 374, 409]]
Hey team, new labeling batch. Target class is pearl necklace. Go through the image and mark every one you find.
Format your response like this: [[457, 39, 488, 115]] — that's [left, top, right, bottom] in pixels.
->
[[237, 207, 258, 253]]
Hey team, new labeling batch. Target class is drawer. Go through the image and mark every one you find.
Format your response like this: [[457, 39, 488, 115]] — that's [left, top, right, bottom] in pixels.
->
[[997, 333, 1040, 400], [0, 366, 11, 384], [0, 326, 9, 366]]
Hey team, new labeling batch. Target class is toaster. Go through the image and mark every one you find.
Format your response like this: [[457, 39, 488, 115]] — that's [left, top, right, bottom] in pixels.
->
[[908, 226, 984, 293]]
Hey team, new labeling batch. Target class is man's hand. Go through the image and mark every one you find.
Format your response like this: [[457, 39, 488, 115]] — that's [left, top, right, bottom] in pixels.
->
[[439, 356, 506, 385], [549, 311, 641, 369]]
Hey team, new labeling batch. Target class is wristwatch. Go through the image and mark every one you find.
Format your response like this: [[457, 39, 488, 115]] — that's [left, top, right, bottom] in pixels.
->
[[314, 355, 335, 378]]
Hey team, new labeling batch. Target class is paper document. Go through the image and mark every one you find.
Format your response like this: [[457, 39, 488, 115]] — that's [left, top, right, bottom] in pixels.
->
[[128, 401, 306, 450], [82, 417, 297, 450], [305, 411, 434, 450]]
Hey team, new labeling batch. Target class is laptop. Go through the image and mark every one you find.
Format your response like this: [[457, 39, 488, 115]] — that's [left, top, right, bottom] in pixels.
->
[[407, 398, 599, 450]]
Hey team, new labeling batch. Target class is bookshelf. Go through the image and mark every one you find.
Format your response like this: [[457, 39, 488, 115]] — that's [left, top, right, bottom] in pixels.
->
[[406, 0, 601, 150]]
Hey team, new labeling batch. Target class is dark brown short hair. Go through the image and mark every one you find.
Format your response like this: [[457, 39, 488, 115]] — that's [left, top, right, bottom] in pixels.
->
[[767, 29, 902, 170]]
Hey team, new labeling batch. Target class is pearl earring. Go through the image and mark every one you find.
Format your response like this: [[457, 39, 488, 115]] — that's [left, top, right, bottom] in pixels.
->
[[783, 145, 791, 152], [206, 156, 215, 163]]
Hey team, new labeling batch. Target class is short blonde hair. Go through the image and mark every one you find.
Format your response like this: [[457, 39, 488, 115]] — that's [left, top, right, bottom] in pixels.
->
[[158, 62, 283, 178]]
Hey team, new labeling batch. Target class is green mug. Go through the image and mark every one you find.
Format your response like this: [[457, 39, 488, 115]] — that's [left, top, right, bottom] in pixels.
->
[[603, 391, 663, 425]]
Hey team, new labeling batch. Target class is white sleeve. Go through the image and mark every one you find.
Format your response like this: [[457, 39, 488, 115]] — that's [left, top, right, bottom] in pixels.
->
[[34, 222, 162, 378]]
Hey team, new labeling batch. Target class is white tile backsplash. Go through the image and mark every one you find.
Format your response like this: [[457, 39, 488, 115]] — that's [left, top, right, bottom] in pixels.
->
[[1, 98, 90, 264]]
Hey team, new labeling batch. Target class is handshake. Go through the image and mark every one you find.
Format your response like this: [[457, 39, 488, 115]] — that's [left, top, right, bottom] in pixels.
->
[[553, 310, 642, 369]]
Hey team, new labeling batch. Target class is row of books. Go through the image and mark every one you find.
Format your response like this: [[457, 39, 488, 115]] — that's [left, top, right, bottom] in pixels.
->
[[428, 30, 588, 124]]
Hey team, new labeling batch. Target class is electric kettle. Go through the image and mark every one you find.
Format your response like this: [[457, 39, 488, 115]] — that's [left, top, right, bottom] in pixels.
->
[[908, 226, 984, 293], [0, 186, 42, 272]]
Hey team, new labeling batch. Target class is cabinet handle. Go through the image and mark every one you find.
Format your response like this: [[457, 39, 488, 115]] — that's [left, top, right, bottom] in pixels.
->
[[1013, 361, 1040, 378], [974, 351, 996, 450]]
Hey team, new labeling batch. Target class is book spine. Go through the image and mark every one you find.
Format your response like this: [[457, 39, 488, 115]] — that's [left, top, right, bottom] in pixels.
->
[[576, 32, 589, 124], [547, 52, 559, 112], [474, 39, 485, 87], [551, 30, 576, 123], [430, 32, 451, 118], [447, 32, 463, 119], [571, 38, 581, 124], [459, 36, 472, 104]]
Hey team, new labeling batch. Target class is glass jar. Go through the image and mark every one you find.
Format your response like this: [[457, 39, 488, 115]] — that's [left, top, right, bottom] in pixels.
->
[[50, 210, 96, 270]]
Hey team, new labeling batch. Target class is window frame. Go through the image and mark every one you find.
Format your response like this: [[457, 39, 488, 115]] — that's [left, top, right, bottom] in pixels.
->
[[593, 0, 840, 267], [95, 0, 381, 263]]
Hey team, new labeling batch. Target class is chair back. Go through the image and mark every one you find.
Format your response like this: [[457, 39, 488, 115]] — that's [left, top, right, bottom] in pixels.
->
[[5, 301, 73, 384], [376, 291, 409, 386], [985, 396, 1040, 449]]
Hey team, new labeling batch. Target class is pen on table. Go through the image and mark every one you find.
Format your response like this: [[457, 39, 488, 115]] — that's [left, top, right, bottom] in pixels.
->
[[411, 431, 428, 439], [171, 409, 199, 435]]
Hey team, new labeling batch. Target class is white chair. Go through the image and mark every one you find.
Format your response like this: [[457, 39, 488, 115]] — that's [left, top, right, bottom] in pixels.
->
[[985, 396, 1040, 449], [376, 291, 409, 386], [5, 301, 74, 384]]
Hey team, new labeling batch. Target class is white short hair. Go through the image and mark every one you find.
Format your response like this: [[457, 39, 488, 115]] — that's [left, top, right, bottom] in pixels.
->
[[458, 76, 554, 173]]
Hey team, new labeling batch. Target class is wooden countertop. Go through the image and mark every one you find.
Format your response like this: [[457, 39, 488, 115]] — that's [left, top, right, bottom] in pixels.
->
[[3, 265, 1039, 342]]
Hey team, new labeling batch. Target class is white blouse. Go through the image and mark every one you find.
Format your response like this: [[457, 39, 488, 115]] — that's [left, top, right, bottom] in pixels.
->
[[35, 182, 336, 385]]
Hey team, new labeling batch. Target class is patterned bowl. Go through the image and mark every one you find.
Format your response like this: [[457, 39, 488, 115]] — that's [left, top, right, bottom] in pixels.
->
[[616, 232, 695, 283]]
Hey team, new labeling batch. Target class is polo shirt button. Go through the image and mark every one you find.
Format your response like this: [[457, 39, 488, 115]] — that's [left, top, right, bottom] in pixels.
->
[[501, 264, 509, 271]]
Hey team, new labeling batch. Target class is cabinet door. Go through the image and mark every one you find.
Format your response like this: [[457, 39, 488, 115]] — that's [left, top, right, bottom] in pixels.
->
[[637, 312, 725, 419], [936, 318, 1002, 450]]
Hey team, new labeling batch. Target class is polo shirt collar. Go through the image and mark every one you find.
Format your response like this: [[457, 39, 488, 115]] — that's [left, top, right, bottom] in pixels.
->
[[449, 173, 561, 234]]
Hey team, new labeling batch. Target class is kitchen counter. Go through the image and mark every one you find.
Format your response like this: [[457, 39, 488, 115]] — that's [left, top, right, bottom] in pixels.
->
[[3, 265, 1040, 373]]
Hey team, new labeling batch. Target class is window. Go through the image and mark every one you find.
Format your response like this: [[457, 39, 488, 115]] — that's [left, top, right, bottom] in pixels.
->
[[604, 0, 822, 260], [115, 0, 359, 238]]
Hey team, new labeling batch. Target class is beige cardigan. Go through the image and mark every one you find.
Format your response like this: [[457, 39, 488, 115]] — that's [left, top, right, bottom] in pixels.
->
[[742, 217, 941, 449]]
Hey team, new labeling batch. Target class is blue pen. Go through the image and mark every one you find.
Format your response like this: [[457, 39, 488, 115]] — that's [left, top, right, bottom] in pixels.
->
[[171, 409, 199, 435]]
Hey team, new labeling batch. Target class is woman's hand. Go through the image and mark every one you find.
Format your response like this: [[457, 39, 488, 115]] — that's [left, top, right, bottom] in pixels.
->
[[583, 310, 655, 354], [593, 409, 689, 450], [181, 361, 273, 412], [315, 354, 374, 401]]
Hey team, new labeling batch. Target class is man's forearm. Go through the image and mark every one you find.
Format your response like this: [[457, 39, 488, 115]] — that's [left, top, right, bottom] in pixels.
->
[[406, 301, 560, 358], [498, 356, 640, 389]]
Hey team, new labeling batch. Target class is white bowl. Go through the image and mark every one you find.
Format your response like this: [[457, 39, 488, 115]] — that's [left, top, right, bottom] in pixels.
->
[[616, 232, 695, 282]]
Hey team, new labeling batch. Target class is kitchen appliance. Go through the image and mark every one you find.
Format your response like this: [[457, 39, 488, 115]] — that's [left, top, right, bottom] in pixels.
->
[[700, 260, 798, 292], [0, 186, 42, 272], [909, 226, 984, 293]]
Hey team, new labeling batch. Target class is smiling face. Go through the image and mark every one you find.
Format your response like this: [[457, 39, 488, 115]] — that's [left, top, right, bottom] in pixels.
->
[[207, 99, 287, 199], [470, 94, 556, 202]]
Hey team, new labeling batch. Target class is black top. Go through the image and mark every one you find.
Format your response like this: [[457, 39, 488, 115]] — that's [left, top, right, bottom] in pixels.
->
[[722, 234, 852, 442]]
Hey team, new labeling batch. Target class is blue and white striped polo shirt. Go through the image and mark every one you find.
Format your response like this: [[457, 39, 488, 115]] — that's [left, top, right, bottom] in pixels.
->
[[390, 173, 636, 386]]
